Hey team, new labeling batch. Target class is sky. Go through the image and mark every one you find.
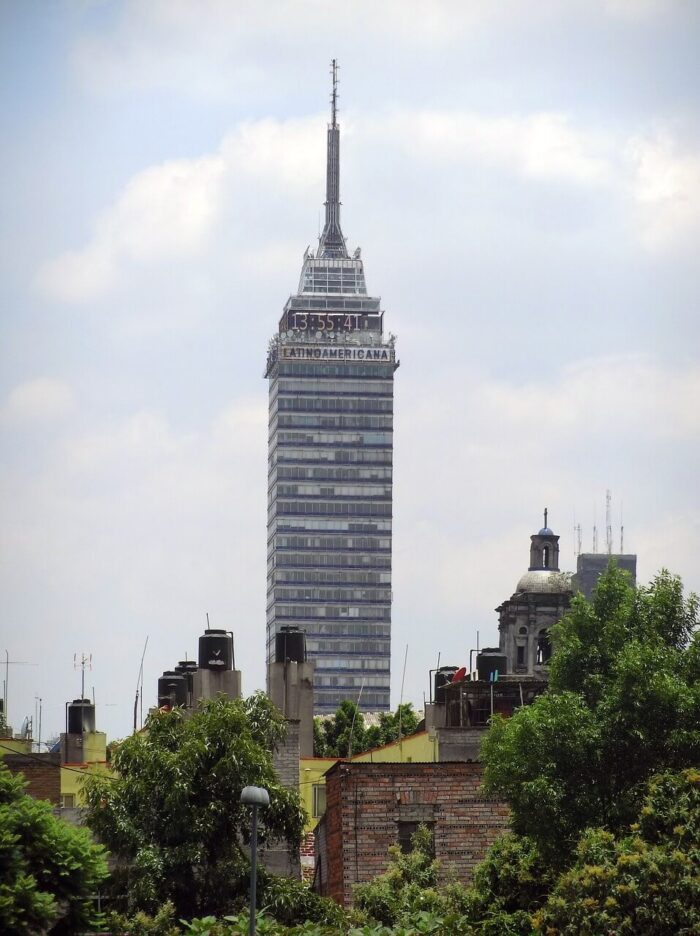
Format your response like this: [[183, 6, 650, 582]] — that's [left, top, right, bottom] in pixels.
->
[[1, 0, 699, 744]]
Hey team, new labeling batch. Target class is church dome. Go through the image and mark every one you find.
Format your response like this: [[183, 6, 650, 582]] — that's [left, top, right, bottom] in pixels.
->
[[516, 569, 572, 594], [539, 526, 554, 535]]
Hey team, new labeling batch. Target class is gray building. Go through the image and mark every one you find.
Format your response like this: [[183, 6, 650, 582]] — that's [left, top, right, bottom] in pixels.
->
[[573, 552, 637, 598], [265, 63, 398, 714]]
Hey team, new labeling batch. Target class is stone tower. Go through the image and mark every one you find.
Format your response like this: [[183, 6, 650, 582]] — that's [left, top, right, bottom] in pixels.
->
[[496, 511, 572, 676]]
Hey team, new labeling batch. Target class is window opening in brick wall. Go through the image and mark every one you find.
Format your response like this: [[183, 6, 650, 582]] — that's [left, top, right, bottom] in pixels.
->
[[312, 783, 327, 818], [397, 820, 434, 855], [61, 794, 75, 808]]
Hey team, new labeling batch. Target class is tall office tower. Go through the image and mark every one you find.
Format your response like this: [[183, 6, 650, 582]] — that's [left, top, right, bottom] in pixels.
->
[[265, 63, 398, 714]]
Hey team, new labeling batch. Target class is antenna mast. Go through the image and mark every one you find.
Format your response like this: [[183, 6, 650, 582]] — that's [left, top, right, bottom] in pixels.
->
[[330, 58, 338, 129], [606, 489, 613, 555], [74, 653, 92, 700]]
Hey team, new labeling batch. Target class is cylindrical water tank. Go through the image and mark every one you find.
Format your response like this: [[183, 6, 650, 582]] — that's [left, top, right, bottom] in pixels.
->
[[175, 660, 198, 694], [198, 629, 233, 671], [434, 666, 459, 703], [157, 671, 187, 708], [477, 649, 508, 682], [275, 626, 306, 664], [67, 698, 96, 734]]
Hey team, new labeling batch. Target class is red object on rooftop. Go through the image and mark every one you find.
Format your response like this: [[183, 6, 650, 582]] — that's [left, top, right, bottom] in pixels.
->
[[452, 666, 467, 683]]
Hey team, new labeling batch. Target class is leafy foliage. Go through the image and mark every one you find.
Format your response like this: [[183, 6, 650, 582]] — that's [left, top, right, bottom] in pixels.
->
[[83, 694, 305, 919], [533, 768, 700, 935], [0, 762, 108, 934], [313, 702, 420, 758], [354, 824, 445, 925], [481, 566, 700, 863]]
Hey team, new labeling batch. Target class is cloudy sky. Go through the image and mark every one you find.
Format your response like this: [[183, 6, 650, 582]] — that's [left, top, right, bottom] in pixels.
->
[[1, 0, 699, 743]]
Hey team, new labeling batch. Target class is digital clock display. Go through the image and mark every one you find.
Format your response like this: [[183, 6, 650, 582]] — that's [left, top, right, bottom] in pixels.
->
[[288, 312, 380, 333]]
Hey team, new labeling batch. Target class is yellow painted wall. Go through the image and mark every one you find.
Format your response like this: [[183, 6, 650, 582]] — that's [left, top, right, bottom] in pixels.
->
[[0, 737, 32, 755], [60, 732, 111, 806], [299, 757, 338, 834], [351, 730, 436, 764], [299, 732, 437, 834]]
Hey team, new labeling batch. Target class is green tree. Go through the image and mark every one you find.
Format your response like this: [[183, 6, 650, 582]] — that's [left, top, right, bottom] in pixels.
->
[[533, 768, 700, 935], [0, 762, 108, 934], [82, 694, 306, 919], [313, 700, 367, 758], [313, 701, 421, 757], [481, 566, 700, 864]]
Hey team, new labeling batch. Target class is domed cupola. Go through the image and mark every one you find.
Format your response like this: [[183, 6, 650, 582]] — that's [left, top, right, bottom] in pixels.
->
[[515, 509, 571, 594]]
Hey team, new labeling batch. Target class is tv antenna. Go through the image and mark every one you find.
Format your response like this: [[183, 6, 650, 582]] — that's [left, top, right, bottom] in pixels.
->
[[605, 489, 613, 555], [74, 653, 92, 700]]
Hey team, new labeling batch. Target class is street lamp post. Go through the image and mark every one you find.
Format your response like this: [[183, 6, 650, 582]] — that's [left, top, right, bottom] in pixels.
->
[[240, 785, 270, 936]]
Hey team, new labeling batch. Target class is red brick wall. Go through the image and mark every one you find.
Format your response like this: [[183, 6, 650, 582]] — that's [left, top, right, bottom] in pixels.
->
[[321, 761, 509, 907], [3, 753, 61, 805]]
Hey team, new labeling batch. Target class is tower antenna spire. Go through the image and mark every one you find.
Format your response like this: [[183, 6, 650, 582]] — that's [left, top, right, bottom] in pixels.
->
[[318, 59, 348, 259], [331, 58, 338, 129], [544, 507, 548, 529]]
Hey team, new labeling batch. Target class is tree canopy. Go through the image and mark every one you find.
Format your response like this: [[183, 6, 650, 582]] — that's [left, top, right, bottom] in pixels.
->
[[0, 762, 108, 935], [313, 701, 420, 758], [467, 564, 700, 934], [482, 566, 700, 863], [82, 693, 306, 919]]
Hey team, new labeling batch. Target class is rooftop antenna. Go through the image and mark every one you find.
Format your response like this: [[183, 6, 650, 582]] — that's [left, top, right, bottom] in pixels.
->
[[592, 502, 598, 554], [606, 489, 613, 555], [74, 653, 92, 700], [133, 636, 149, 733], [620, 500, 624, 553], [347, 678, 365, 759]]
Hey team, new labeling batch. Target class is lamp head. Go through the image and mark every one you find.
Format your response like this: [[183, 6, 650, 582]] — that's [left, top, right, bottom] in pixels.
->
[[240, 785, 270, 806]]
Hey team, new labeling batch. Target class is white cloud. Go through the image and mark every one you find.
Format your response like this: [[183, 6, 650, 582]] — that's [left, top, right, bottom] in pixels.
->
[[1, 379, 75, 425], [627, 133, 700, 250], [385, 110, 613, 185]]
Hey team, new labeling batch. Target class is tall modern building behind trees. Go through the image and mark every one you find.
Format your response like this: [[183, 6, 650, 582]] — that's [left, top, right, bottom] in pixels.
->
[[265, 63, 398, 714]]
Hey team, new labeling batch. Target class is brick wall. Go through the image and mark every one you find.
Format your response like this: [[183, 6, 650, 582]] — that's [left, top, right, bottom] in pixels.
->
[[318, 761, 509, 906], [3, 753, 61, 805]]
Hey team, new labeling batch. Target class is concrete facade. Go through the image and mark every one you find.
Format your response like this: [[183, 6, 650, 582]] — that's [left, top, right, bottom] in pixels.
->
[[573, 552, 637, 599]]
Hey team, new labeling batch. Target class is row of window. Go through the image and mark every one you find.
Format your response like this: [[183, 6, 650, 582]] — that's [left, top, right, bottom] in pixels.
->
[[278, 362, 394, 379], [275, 483, 391, 499], [314, 690, 389, 709], [275, 430, 392, 447], [274, 465, 392, 482], [273, 501, 392, 518], [270, 554, 391, 572], [276, 379, 393, 396], [276, 396, 393, 413], [271, 570, 391, 585], [307, 639, 390, 654], [275, 413, 393, 430], [270, 603, 391, 621], [273, 535, 391, 551], [315, 674, 390, 689], [272, 518, 392, 534], [313, 658, 390, 671], [272, 447, 393, 465], [271, 587, 390, 603]]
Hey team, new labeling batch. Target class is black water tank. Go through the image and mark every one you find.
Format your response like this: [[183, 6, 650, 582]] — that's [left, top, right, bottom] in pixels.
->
[[275, 626, 306, 664], [175, 660, 198, 693], [434, 666, 459, 703], [157, 671, 187, 708], [198, 629, 233, 670], [477, 649, 508, 681], [67, 698, 96, 734]]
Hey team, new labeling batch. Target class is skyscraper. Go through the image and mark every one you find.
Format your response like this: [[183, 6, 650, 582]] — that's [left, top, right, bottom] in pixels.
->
[[265, 63, 398, 714]]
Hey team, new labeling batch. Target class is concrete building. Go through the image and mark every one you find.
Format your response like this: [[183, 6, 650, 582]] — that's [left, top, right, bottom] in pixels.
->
[[497, 512, 573, 676], [573, 552, 637, 598], [265, 62, 398, 714]]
